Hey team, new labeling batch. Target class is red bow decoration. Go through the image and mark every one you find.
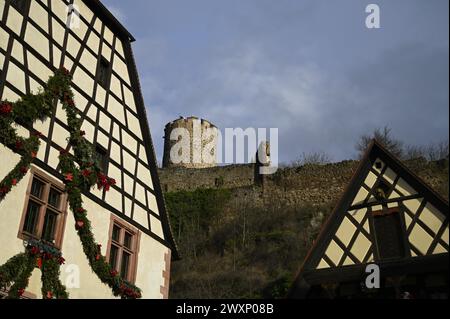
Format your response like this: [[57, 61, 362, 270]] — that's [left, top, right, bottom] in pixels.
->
[[0, 102, 12, 115]]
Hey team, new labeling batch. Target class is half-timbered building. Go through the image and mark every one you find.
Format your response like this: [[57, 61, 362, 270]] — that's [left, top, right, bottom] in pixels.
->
[[289, 140, 449, 299], [0, 0, 177, 298]]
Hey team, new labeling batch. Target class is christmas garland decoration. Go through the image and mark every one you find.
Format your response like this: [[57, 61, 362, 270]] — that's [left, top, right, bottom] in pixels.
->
[[0, 240, 67, 299], [0, 88, 53, 201], [0, 68, 142, 299]]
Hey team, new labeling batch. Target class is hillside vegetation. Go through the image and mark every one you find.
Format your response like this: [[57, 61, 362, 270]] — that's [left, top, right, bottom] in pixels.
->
[[166, 188, 335, 298]]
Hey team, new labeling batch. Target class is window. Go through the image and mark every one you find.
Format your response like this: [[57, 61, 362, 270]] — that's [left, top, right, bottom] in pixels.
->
[[95, 144, 109, 174], [10, 0, 28, 15], [106, 217, 140, 283], [374, 180, 391, 201], [97, 57, 111, 88], [372, 207, 406, 260], [19, 169, 68, 248]]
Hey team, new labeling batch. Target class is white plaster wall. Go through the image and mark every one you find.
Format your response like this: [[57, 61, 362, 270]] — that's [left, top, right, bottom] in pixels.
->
[[0, 146, 31, 270], [135, 235, 169, 299], [59, 195, 116, 299]]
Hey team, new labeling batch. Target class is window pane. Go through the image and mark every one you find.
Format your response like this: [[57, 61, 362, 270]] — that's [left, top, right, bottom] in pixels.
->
[[98, 58, 111, 88], [109, 245, 119, 270], [120, 252, 130, 279], [124, 232, 133, 250], [48, 188, 61, 209], [374, 212, 405, 259], [95, 145, 109, 174], [112, 225, 121, 242], [23, 201, 40, 235], [30, 179, 44, 199], [42, 210, 58, 243]]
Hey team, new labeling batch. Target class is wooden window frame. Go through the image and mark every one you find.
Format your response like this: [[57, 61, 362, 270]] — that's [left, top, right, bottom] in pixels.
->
[[369, 206, 411, 261], [105, 214, 141, 284], [17, 167, 68, 250]]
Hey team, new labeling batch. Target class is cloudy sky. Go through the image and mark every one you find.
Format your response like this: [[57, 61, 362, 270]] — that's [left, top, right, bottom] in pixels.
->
[[102, 0, 448, 164]]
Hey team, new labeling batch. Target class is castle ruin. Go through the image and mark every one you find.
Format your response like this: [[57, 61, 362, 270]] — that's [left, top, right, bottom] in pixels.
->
[[162, 116, 218, 169]]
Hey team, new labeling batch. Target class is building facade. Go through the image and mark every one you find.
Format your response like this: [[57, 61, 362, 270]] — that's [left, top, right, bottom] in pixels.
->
[[0, 0, 177, 298], [289, 141, 449, 299]]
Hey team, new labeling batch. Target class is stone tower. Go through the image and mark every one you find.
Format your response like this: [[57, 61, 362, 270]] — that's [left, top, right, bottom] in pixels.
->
[[162, 116, 218, 169], [255, 141, 271, 186]]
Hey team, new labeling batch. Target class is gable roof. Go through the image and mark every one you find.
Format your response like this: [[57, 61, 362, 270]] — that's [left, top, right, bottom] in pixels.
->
[[288, 139, 449, 298], [82, 0, 135, 42]]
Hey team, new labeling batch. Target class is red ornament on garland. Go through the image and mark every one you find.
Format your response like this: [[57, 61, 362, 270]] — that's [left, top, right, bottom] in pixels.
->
[[30, 246, 40, 255], [17, 288, 25, 297], [15, 140, 24, 150], [61, 66, 70, 75], [0, 185, 10, 195], [11, 178, 17, 186], [64, 173, 74, 181], [66, 99, 75, 107], [20, 166, 28, 174], [58, 256, 66, 265], [46, 291, 53, 299], [82, 169, 91, 177], [36, 257, 42, 269], [75, 220, 84, 230], [0, 102, 12, 115]]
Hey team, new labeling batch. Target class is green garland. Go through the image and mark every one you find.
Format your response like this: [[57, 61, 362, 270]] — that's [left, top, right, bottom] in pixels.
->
[[0, 92, 52, 201], [0, 68, 142, 299], [0, 252, 35, 299], [0, 241, 67, 299]]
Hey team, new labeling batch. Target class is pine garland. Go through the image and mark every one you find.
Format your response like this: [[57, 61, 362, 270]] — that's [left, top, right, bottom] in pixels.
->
[[0, 68, 142, 299], [0, 241, 67, 299]]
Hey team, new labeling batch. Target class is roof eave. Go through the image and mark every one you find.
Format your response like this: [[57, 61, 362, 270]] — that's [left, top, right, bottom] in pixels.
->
[[81, 0, 136, 42]]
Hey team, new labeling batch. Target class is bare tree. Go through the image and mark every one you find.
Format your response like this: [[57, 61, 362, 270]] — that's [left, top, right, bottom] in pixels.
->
[[356, 126, 404, 158], [404, 144, 426, 160], [291, 151, 332, 166], [404, 140, 449, 161], [426, 140, 449, 161]]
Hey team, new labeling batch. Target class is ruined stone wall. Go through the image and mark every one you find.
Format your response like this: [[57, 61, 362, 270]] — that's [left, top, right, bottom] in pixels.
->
[[159, 158, 449, 207], [158, 164, 255, 192]]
